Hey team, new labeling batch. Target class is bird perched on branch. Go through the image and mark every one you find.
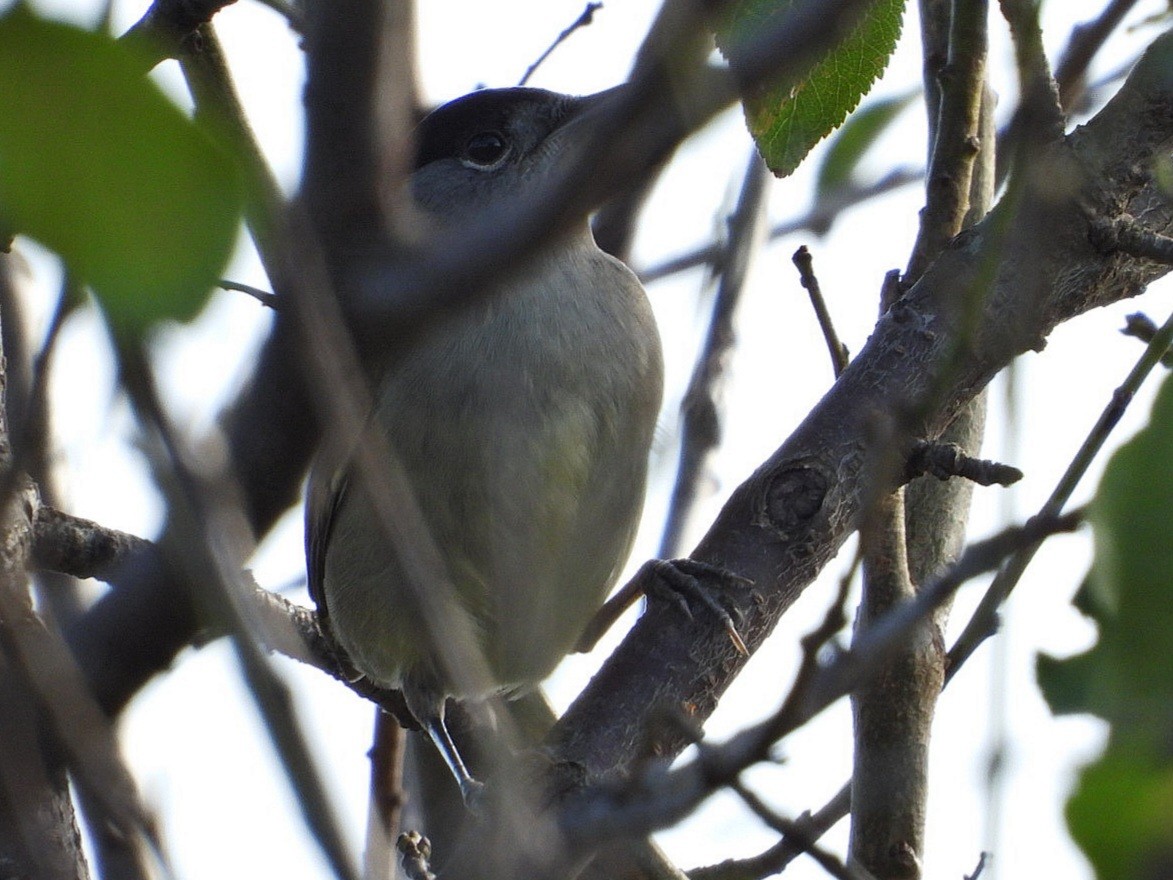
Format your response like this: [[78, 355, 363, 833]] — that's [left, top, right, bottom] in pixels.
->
[[306, 86, 663, 802]]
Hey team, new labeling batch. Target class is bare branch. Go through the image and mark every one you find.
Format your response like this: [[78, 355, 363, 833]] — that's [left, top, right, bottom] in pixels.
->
[[660, 151, 770, 558], [1121, 311, 1173, 366], [905, 440, 1022, 487], [1090, 214, 1173, 264], [555, 513, 1078, 854], [1055, 0, 1143, 112], [519, 3, 603, 87], [965, 852, 991, 880], [792, 245, 850, 377], [640, 168, 922, 285], [690, 785, 851, 880], [551, 26, 1173, 784], [728, 778, 871, 880], [30, 506, 153, 583], [219, 279, 280, 309], [364, 714, 407, 880], [947, 306, 1173, 677], [906, 0, 989, 282], [119, 0, 238, 69]]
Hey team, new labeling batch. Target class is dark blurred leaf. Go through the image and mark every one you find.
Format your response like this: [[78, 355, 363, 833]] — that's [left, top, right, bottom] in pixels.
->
[[1038, 374, 1173, 880], [1038, 375, 1173, 728], [1036, 647, 1103, 717], [816, 89, 917, 198], [0, 6, 243, 339], [1067, 750, 1173, 880], [716, 0, 906, 178]]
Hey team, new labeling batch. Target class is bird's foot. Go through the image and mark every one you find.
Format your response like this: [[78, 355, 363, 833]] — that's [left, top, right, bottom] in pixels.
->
[[641, 559, 752, 656]]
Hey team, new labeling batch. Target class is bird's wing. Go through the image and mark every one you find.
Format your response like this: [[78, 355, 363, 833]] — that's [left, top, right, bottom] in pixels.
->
[[304, 460, 349, 623]]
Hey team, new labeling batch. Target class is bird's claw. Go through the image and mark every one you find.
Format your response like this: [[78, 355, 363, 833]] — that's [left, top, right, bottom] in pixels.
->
[[643, 559, 751, 657]]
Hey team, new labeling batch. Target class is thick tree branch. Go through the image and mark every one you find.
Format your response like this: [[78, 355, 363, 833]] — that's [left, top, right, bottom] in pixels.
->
[[905, 0, 989, 282], [548, 26, 1173, 784], [849, 4, 995, 869], [543, 513, 1080, 864]]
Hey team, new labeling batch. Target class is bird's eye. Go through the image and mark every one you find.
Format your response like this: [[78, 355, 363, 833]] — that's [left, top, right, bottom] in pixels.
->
[[462, 131, 509, 168]]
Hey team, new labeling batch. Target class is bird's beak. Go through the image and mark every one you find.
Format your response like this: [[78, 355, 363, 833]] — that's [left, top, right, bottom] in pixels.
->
[[566, 84, 628, 124]]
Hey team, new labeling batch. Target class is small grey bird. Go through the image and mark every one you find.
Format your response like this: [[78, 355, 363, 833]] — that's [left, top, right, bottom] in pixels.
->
[[305, 87, 663, 800]]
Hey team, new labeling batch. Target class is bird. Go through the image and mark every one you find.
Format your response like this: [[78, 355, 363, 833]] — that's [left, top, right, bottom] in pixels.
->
[[305, 86, 664, 803]]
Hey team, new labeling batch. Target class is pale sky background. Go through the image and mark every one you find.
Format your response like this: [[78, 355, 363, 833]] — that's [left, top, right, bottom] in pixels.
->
[[6, 0, 1173, 878]]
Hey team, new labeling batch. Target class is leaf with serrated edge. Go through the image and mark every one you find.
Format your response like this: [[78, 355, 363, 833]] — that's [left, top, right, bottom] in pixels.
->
[[717, 0, 907, 178]]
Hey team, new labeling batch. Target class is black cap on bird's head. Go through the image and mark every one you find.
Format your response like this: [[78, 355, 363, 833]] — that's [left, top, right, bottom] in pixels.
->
[[410, 86, 620, 220]]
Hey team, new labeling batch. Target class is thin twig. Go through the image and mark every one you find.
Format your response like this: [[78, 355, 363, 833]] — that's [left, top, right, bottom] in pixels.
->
[[1121, 312, 1173, 367], [519, 3, 603, 86], [946, 307, 1173, 677], [727, 778, 872, 880], [659, 151, 770, 558], [364, 714, 407, 880], [965, 851, 991, 880], [1090, 215, 1173, 264], [995, 0, 1065, 187], [792, 245, 849, 377], [220, 279, 280, 309], [905, 440, 1023, 487], [999, 1, 1061, 123], [1054, 0, 1142, 112], [640, 168, 922, 284], [905, 0, 989, 283], [179, 26, 292, 299], [690, 784, 851, 880]]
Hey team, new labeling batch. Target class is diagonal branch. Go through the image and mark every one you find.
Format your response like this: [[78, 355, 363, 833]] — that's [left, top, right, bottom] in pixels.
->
[[548, 25, 1173, 783], [660, 151, 771, 558]]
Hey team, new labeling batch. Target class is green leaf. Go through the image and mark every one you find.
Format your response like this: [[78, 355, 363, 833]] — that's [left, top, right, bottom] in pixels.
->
[[1039, 375, 1173, 731], [1067, 750, 1173, 880], [1040, 374, 1173, 880], [716, 0, 907, 178], [816, 89, 917, 199], [1037, 644, 1104, 718], [0, 6, 243, 339]]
